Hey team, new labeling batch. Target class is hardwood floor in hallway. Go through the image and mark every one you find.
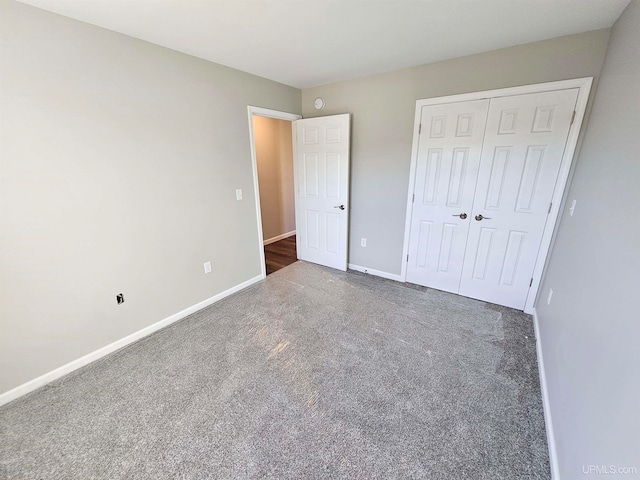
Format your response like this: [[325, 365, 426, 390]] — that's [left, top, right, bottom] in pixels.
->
[[264, 236, 297, 275]]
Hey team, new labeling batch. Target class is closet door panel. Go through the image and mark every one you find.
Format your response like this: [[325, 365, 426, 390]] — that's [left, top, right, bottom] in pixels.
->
[[459, 88, 579, 309], [406, 100, 489, 292]]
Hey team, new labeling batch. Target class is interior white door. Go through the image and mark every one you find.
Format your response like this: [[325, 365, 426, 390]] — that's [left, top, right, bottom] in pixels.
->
[[294, 114, 350, 271], [406, 100, 490, 293], [459, 88, 579, 309]]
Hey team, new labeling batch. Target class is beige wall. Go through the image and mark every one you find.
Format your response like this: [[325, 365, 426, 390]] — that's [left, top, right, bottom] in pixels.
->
[[0, 0, 300, 394], [302, 29, 611, 275], [253, 116, 295, 242], [536, 0, 640, 476]]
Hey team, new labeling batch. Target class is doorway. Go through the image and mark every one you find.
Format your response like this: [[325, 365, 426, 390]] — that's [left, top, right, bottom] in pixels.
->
[[248, 107, 301, 276], [248, 106, 352, 278]]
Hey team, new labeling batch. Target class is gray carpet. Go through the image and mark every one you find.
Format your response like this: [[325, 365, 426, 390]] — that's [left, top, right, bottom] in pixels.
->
[[0, 261, 550, 479]]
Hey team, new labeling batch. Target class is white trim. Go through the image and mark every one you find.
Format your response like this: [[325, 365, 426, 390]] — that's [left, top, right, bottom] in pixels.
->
[[533, 308, 561, 480], [291, 121, 302, 261], [247, 106, 302, 280], [249, 106, 302, 122], [523, 78, 592, 313], [410, 77, 592, 108], [400, 77, 593, 314], [263, 230, 296, 246], [0, 274, 263, 407], [348, 263, 403, 282], [400, 98, 425, 282]]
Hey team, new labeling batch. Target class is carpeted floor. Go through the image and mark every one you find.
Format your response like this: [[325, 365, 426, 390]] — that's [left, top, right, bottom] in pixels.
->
[[0, 261, 550, 479]]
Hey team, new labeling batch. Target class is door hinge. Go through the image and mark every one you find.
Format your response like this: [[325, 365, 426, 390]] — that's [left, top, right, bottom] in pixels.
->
[[570, 111, 576, 125], [530, 278, 533, 287], [406, 254, 409, 262], [412, 194, 415, 203], [418, 124, 422, 135], [548, 202, 553, 214]]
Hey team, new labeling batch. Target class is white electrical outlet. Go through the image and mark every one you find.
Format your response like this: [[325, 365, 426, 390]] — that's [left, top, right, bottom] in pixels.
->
[[361, 238, 367, 247], [235, 189, 243, 200], [569, 199, 577, 216], [203, 261, 212, 274], [547, 288, 553, 305]]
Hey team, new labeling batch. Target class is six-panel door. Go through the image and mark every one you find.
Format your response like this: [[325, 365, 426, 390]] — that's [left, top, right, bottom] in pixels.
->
[[406, 100, 490, 293], [459, 89, 579, 309], [294, 114, 350, 271]]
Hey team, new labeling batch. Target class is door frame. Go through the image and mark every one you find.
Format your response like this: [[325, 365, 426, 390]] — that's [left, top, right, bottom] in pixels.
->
[[400, 77, 593, 313], [247, 106, 302, 279]]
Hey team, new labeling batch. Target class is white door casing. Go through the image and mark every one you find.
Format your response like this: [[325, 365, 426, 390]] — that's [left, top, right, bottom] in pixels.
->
[[406, 99, 490, 293], [294, 114, 350, 271], [401, 78, 592, 313], [459, 88, 579, 309]]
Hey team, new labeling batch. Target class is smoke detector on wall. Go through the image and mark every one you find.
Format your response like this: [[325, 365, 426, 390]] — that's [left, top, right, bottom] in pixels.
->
[[314, 97, 325, 110]]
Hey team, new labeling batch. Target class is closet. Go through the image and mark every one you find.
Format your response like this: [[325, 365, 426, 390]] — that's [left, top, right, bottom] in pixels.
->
[[404, 81, 588, 310]]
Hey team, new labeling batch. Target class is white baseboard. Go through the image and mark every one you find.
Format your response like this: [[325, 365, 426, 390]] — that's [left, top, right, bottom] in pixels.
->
[[533, 308, 561, 480], [263, 230, 296, 246], [0, 274, 264, 407], [347, 263, 403, 282]]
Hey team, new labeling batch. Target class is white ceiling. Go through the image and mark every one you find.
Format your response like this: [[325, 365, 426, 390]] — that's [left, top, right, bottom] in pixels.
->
[[17, 0, 630, 89]]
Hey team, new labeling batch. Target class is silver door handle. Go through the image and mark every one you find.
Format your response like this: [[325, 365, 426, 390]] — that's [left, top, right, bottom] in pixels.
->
[[452, 213, 468, 219], [334, 205, 345, 210], [475, 214, 492, 221]]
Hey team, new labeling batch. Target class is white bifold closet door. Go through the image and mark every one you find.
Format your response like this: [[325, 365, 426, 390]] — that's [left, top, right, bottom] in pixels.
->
[[407, 88, 579, 310]]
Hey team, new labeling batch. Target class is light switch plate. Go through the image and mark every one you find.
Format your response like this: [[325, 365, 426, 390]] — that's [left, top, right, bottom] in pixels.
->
[[235, 189, 243, 200]]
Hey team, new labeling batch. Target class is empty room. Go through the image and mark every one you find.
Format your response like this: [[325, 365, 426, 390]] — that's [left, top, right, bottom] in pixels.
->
[[1, 1, 638, 479]]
